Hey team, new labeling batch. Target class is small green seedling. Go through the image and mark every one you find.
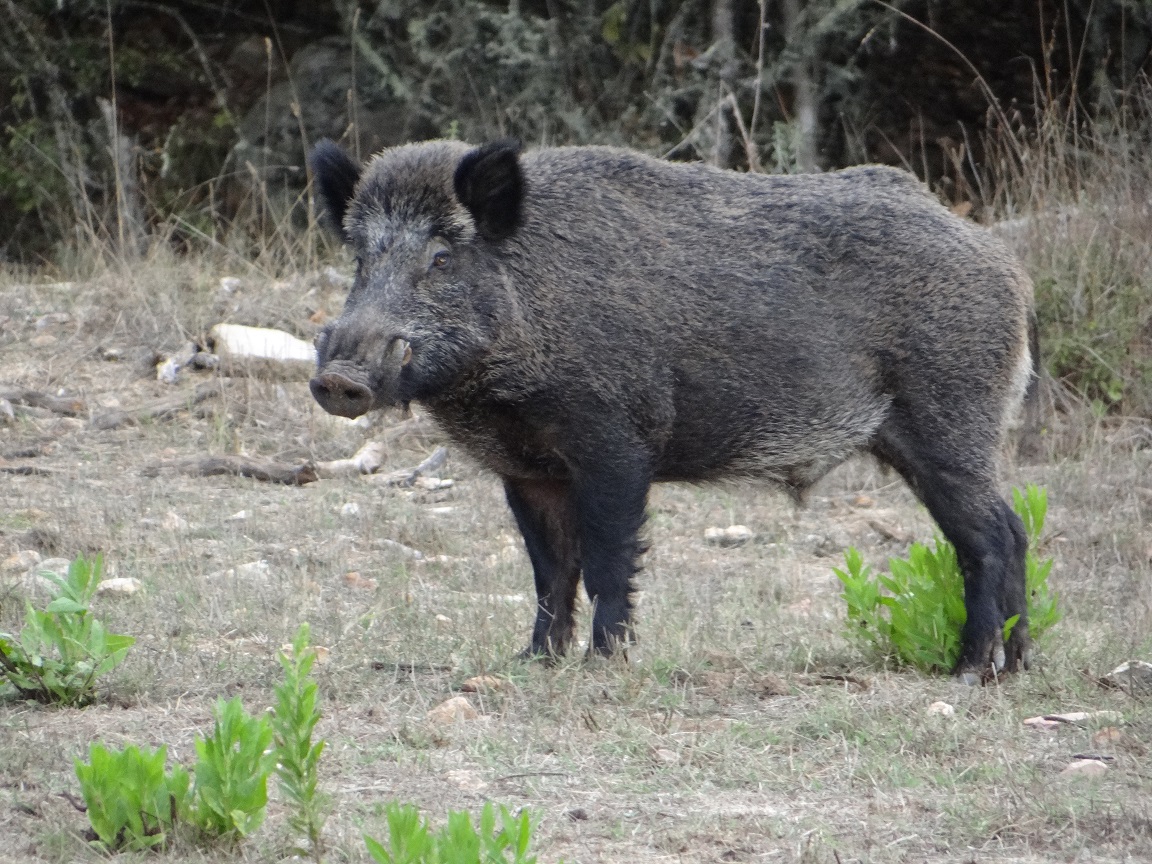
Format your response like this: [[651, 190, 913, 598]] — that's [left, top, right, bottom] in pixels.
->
[[271, 623, 330, 861], [74, 742, 189, 852], [188, 696, 274, 841], [836, 484, 1060, 671], [0, 554, 134, 706], [365, 801, 541, 864]]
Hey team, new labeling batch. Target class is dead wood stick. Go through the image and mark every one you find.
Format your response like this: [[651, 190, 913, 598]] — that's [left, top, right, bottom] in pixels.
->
[[0, 386, 86, 417], [90, 380, 225, 430], [0, 459, 57, 475], [150, 455, 318, 485], [372, 446, 448, 487], [314, 440, 387, 478]]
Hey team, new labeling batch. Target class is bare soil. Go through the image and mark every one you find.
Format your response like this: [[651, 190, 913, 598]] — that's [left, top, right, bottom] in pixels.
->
[[1, 263, 1150, 863]]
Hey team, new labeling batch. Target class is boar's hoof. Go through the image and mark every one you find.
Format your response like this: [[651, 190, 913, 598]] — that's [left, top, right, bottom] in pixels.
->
[[310, 372, 373, 418], [954, 628, 1031, 685]]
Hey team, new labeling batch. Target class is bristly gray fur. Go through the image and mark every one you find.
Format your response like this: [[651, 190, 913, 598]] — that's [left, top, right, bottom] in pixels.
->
[[310, 139, 1037, 678]]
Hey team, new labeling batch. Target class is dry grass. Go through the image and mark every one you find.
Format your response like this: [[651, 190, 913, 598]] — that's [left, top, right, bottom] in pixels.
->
[[1, 258, 1150, 864]]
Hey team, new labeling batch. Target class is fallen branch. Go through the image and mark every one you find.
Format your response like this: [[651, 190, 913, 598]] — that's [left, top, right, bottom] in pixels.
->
[[371, 446, 448, 487], [0, 459, 57, 475], [314, 440, 387, 478], [0, 386, 86, 417], [145, 454, 318, 485], [90, 380, 225, 430]]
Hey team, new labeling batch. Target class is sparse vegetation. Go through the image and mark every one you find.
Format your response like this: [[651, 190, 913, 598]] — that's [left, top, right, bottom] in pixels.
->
[[365, 802, 542, 864], [272, 623, 330, 861], [0, 554, 134, 706], [74, 742, 189, 852], [187, 696, 275, 842], [835, 484, 1061, 672]]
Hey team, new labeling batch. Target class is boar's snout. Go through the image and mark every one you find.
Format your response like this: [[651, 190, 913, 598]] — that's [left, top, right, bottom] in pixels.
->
[[310, 371, 374, 418]]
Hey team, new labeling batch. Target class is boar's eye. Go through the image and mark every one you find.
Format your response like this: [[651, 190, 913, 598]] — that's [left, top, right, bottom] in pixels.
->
[[431, 249, 451, 269]]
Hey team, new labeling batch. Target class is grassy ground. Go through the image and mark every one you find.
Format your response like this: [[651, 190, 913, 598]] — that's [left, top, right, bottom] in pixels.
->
[[0, 260, 1150, 863]]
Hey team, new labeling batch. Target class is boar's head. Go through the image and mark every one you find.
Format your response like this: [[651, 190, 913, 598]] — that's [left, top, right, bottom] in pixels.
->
[[308, 138, 523, 417]]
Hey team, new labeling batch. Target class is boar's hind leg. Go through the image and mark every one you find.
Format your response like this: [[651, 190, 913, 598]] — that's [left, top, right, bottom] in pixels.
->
[[871, 427, 1029, 681], [504, 478, 581, 660]]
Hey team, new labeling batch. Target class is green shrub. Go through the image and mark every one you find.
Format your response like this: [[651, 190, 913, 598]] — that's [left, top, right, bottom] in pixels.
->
[[835, 484, 1060, 671], [365, 801, 543, 864], [0, 554, 134, 706], [74, 742, 189, 852], [187, 696, 274, 841], [271, 623, 330, 861]]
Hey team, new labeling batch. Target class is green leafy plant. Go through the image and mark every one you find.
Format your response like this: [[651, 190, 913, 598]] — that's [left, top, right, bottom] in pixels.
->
[[836, 484, 1060, 671], [271, 623, 330, 861], [365, 801, 542, 864], [74, 742, 189, 852], [187, 696, 274, 841], [0, 554, 134, 706]]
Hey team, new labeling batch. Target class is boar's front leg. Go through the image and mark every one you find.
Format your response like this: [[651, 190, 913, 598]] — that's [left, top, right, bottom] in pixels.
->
[[504, 478, 581, 659], [572, 452, 651, 656]]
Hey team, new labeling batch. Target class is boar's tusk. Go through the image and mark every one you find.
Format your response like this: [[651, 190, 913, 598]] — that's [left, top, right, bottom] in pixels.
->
[[401, 343, 413, 366]]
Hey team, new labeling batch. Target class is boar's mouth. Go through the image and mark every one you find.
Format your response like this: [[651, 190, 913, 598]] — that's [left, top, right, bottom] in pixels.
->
[[310, 337, 411, 419]]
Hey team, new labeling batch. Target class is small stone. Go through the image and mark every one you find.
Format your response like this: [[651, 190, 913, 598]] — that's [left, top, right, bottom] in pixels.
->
[[225, 510, 248, 522], [313, 645, 331, 664], [1060, 759, 1109, 778], [160, 511, 189, 532], [97, 577, 142, 596], [343, 571, 377, 590], [927, 700, 955, 717], [30, 333, 57, 348], [340, 502, 361, 517], [98, 346, 123, 361], [460, 675, 506, 694], [566, 808, 590, 822], [704, 525, 754, 547], [428, 506, 455, 515], [652, 748, 680, 764], [414, 476, 454, 490], [156, 356, 181, 384], [206, 560, 272, 583], [0, 398, 15, 422], [444, 769, 488, 792], [850, 493, 875, 508], [434, 614, 453, 629], [34, 312, 71, 329], [2, 550, 40, 573], [426, 695, 479, 725], [218, 276, 243, 295]]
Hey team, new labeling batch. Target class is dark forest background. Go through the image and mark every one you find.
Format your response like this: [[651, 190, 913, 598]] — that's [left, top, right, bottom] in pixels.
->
[[2, 0, 1150, 258]]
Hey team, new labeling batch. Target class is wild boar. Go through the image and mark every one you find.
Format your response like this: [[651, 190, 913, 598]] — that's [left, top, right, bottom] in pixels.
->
[[308, 138, 1037, 682]]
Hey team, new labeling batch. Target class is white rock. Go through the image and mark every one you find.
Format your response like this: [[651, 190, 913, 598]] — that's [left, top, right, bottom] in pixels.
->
[[155, 356, 181, 384], [161, 511, 189, 531], [205, 559, 272, 583], [704, 525, 754, 547], [927, 700, 955, 717], [218, 276, 243, 295], [225, 510, 248, 522], [97, 577, 142, 596], [340, 502, 361, 517], [428, 506, 455, 515]]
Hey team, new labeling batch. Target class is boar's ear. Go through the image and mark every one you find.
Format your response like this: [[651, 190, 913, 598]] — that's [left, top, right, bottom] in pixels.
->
[[454, 139, 524, 241], [309, 139, 361, 242]]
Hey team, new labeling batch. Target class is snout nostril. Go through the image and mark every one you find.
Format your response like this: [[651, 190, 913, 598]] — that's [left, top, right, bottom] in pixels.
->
[[310, 372, 373, 418]]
